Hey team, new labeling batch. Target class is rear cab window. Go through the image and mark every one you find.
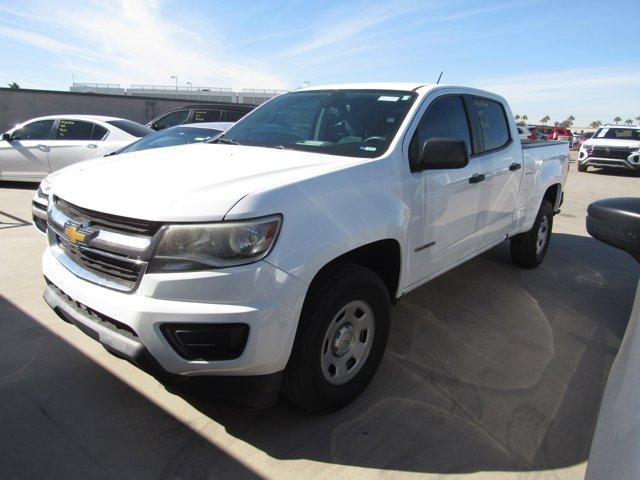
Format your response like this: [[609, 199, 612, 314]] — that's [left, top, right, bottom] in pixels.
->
[[193, 109, 222, 122]]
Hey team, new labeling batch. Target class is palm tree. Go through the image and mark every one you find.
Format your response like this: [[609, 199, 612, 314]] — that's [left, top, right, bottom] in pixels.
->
[[521, 114, 528, 124], [554, 121, 560, 127], [514, 114, 521, 123], [624, 119, 633, 125], [566, 115, 575, 127], [590, 121, 601, 129], [540, 115, 550, 125], [614, 116, 622, 125], [636, 116, 640, 126], [7, 82, 19, 90]]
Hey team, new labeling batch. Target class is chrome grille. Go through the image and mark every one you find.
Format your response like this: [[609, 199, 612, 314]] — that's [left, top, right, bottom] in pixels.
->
[[48, 197, 158, 292]]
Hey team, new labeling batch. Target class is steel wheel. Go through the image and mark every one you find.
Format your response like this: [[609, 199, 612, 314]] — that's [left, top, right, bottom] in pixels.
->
[[320, 299, 375, 385], [536, 216, 549, 256]]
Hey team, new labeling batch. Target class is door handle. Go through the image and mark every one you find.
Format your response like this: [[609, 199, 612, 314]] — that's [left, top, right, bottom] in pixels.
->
[[509, 162, 522, 171], [469, 173, 485, 184], [36, 144, 49, 151], [86, 144, 98, 148]]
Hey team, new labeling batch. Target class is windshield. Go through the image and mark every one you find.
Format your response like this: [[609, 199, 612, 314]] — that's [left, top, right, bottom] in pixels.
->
[[594, 128, 640, 141], [116, 126, 222, 154], [218, 89, 417, 158], [106, 120, 154, 137]]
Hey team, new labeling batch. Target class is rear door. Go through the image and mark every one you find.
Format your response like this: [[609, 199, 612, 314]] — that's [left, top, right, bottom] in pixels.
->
[[47, 119, 109, 172], [406, 93, 492, 285], [0, 119, 54, 180], [472, 96, 523, 248], [151, 109, 190, 130]]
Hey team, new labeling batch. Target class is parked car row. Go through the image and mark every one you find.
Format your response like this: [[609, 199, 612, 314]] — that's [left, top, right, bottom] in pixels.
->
[[0, 113, 242, 182]]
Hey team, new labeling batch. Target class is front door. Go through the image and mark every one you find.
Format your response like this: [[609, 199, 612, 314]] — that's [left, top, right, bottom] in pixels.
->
[[405, 94, 491, 286], [0, 119, 54, 181]]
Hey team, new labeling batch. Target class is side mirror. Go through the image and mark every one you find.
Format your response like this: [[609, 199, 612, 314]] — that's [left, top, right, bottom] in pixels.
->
[[1, 133, 11, 142], [417, 138, 469, 171], [587, 197, 640, 263]]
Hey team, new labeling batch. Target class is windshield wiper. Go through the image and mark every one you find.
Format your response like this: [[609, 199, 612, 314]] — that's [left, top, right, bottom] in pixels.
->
[[212, 135, 240, 145]]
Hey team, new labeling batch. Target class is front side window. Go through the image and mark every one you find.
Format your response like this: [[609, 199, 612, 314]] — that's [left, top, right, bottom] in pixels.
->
[[409, 95, 472, 168], [193, 109, 222, 122], [118, 126, 221, 154], [55, 119, 96, 140], [153, 110, 189, 130], [220, 90, 417, 158], [12, 119, 55, 140], [474, 97, 510, 151]]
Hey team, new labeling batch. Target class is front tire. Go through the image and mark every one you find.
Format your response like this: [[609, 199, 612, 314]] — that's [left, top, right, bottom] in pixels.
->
[[510, 200, 554, 268], [282, 264, 390, 413], [577, 163, 588, 172]]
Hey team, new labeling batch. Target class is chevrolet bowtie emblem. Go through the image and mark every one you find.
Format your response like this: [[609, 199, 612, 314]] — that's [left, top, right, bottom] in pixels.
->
[[64, 224, 88, 245]]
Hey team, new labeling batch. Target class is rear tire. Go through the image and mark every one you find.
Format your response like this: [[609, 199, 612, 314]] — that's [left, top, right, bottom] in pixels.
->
[[510, 200, 554, 269], [577, 163, 588, 172], [282, 264, 390, 413]]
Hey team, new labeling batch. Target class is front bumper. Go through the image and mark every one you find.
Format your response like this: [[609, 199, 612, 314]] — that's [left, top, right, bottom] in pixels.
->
[[42, 247, 307, 377], [579, 152, 640, 170]]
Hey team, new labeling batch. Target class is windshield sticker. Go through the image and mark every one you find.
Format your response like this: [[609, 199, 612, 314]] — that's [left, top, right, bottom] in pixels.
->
[[359, 146, 377, 151], [597, 129, 608, 138], [378, 96, 400, 102], [401, 95, 411, 101]]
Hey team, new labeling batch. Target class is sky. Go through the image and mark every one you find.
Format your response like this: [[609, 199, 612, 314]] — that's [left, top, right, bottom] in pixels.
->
[[0, 0, 639, 127]]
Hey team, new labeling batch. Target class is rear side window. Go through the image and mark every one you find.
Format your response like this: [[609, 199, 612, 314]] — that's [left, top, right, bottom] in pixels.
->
[[106, 120, 153, 137], [11, 119, 54, 140], [56, 120, 97, 140], [92, 124, 108, 140], [474, 98, 510, 151], [153, 110, 189, 130], [193, 109, 222, 122], [409, 95, 472, 168]]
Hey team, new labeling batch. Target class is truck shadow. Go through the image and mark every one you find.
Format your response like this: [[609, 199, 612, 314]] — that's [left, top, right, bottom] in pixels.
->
[[178, 232, 639, 474]]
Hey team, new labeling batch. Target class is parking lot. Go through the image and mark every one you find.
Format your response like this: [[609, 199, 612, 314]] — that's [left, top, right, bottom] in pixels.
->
[[1, 157, 638, 480]]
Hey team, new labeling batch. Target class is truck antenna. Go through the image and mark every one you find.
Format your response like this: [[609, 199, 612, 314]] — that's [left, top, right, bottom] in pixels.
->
[[436, 71, 444, 85]]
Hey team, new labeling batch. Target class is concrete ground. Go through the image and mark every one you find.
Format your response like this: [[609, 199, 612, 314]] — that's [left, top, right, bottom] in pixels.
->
[[1, 157, 639, 480]]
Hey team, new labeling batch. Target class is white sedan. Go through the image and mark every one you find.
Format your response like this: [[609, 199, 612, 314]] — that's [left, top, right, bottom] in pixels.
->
[[0, 115, 153, 182]]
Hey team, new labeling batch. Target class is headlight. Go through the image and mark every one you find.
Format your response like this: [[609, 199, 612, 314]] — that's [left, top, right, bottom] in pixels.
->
[[37, 178, 52, 201], [148, 215, 282, 272]]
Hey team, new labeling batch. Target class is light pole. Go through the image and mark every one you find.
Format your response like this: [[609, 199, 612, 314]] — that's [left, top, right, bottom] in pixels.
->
[[170, 76, 178, 91]]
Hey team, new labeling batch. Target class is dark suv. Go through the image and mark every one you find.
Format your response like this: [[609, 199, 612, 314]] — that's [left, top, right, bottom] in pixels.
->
[[147, 103, 256, 131]]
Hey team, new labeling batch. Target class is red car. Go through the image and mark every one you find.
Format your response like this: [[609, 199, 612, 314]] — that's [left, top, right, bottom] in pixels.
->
[[543, 127, 572, 142]]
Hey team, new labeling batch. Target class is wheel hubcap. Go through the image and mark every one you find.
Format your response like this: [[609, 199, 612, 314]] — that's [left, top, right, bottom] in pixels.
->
[[321, 300, 375, 385], [536, 216, 549, 256]]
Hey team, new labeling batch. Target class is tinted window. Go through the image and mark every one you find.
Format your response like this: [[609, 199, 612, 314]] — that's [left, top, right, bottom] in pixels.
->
[[474, 97, 510, 151], [55, 119, 96, 140], [117, 126, 221, 154], [595, 127, 640, 140], [11, 119, 54, 140], [226, 110, 248, 122], [153, 110, 189, 130], [221, 90, 417, 158], [106, 120, 153, 137], [193, 109, 222, 122], [409, 95, 471, 167], [92, 124, 108, 140]]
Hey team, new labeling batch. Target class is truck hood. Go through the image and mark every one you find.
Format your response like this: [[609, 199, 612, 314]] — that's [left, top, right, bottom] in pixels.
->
[[51, 143, 358, 221]]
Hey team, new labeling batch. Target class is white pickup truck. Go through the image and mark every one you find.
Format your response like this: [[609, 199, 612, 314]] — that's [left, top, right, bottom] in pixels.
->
[[38, 83, 569, 412]]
